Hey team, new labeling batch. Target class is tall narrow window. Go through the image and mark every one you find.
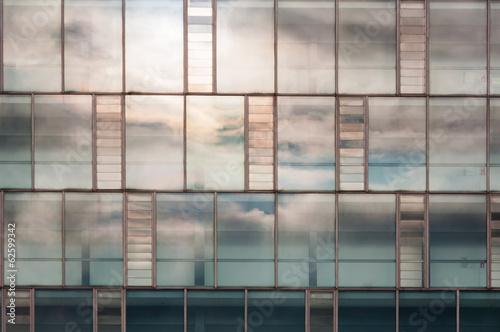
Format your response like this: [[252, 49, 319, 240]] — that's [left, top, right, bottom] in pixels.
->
[[6, 290, 30, 332], [369, 97, 426, 191], [491, 1, 500, 94], [338, 0, 396, 94], [217, 0, 274, 93], [3, 0, 62, 92], [34, 95, 92, 189], [157, 193, 214, 287], [277, 97, 335, 190], [429, 195, 487, 287], [429, 98, 487, 191], [277, 0, 335, 93], [65, 0, 122, 92], [98, 290, 122, 332], [125, 0, 183, 92], [491, 99, 500, 191], [338, 194, 396, 287], [217, 194, 275, 287], [278, 194, 335, 287], [4, 193, 62, 286], [490, 196, 500, 287], [429, 0, 487, 94], [65, 193, 123, 286], [0, 96, 31, 189], [186, 96, 244, 190], [309, 292, 334, 332], [126, 96, 184, 190]]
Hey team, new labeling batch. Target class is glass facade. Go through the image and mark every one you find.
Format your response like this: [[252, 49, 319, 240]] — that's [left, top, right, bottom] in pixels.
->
[[1, 0, 500, 330]]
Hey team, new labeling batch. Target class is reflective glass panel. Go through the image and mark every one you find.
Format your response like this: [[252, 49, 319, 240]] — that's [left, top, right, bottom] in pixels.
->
[[430, 0, 487, 94], [338, 0, 396, 94], [65, 193, 123, 286], [127, 290, 184, 332], [369, 97, 426, 191], [187, 291, 244, 332], [399, 292, 456, 332], [429, 195, 487, 288], [310, 292, 334, 332], [338, 194, 396, 287], [459, 292, 500, 331], [278, 194, 335, 287], [34, 95, 92, 189], [217, 0, 274, 93], [65, 0, 122, 92], [277, 0, 335, 93], [491, 99, 500, 190], [3, 0, 62, 92], [186, 96, 244, 190], [35, 290, 92, 332], [4, 193, 62, 286], [217, 194, 274, 287], [491, 1, 500, 94], [247, 291, 305, 332], [277, 97, 335, 190], [98, 290, 121, 332], [156, 193, 214, 286], [125, 0, 183, 92], [126, 96, 184, 189], [429, 98, 486, 191], [0, 96, 31, 189], [338, 291, 396, 332]]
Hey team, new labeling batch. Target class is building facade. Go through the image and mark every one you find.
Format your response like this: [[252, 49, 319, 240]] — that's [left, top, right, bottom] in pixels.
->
[[0, 0, 500, 331]]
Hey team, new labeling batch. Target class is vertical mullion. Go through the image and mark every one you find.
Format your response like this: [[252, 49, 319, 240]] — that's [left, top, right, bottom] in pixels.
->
[[0, 0, 3, 92], [396, 0, 401, 95], [244, 289, 248, 332], [424, 193, 429, 288], [487, 97, 491, 193], [396, 194, 401, 289], [183, 289, 187, 332], [62, 191, 66, 287], [61, 0, 65, 92], [274, 192, 278, 288], [122, 289, 126, 332], [335, 0, 339, 95], [335, 97, 339, 192], [93, 289, 98, 332], [30, 288, 35, 332], [364, 96, 369, 191], [488, 0, 491, 96], [245, 96, 249, 191], [121, 94, 126, 190], [395, 290, 399, 332], [335, 193, 339, 288], [274, 0, 278, 94], [273, 95, 278, 191], [31, 94, 35, 190], [305, 290, 310, 332], [152, 192, 157, 288], [0, 191, 2, 292], [92, 94, 97, 190], [183, 95, 187, 191], [426, 96, 429, 192], [123, 193, 128, 287], [183, 0, 188, 93], [456, 290, 460, 332], [333, 289, 338, 332], [214, 192, 217, 287], [425, 0, 429, 95]]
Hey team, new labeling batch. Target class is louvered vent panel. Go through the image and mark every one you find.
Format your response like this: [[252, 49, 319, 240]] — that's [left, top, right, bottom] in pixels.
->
[[492, 196, 500, 287]]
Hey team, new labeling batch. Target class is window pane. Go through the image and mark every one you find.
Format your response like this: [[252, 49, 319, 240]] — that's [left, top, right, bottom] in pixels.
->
[[187, 291, 244, 332], [35, 290, 92, 332], [65, 0, 122, 92], [125, 0, 183, 92], [4, 193, 62, 286], [310, 292, 334, 332], [247, 291, 305, 332], [459, 292, 500, 331], [430, 0, 486, 94], [338, 291, 396, 332], [34, 95, 92, 189], [0, 96, 31, 188], [157, 193, 214, 286], [491, 99, 500, 190], [278, 194, 335, 287], [277, 0, 335, 93], [491, 1, 500, 94], [65, 193, 123, 286], [126, 96, 184, 189], [338, 0, 396, 94], [338, 194, 396, 287], [399, 292, 456, 332], [277, 97, 335, 190], [6, 290, 30, 332], [429, 98, 486, 191], [217, 0, 274, 93], [217, 194, 274, 287], [429, 195, 487, 288], [98, 290, 121, 332], [368, 97, 426, 191], [186, 96, 244, 190], [3, 0, 62, 91], [127, 290, 184, 332]]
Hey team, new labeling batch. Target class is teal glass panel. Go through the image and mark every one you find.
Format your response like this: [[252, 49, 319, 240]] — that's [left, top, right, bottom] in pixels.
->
[[459, 292, 500, 331]]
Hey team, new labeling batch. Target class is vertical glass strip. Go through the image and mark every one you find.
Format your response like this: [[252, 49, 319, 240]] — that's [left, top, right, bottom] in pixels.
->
[[97, 290, 121, 332], [491, 196, 500, 287]]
